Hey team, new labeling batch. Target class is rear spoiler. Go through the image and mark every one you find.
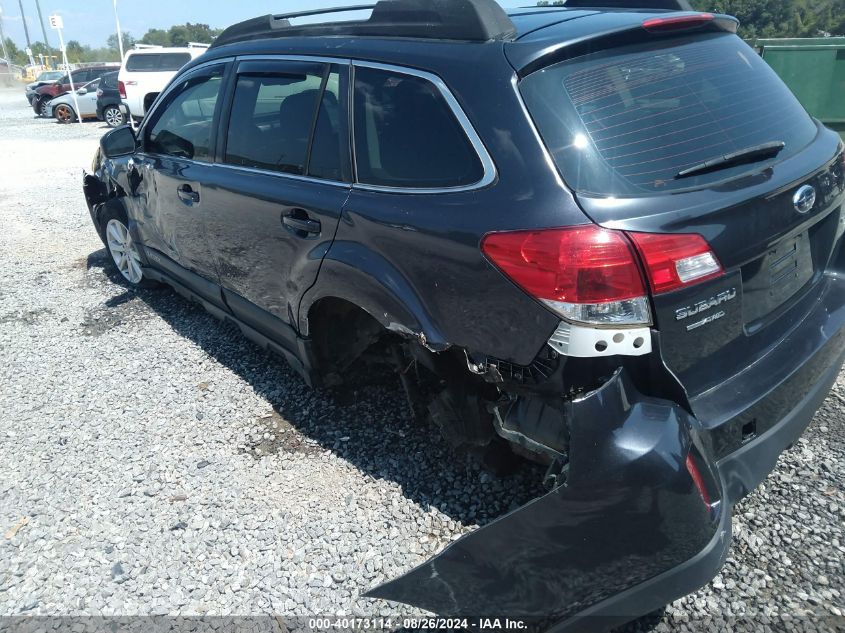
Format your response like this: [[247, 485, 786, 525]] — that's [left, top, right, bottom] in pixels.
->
[[511, 12, 739, 77]]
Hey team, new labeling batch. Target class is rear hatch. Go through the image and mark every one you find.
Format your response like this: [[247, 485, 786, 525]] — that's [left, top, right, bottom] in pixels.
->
[[514, 23, 845, 407]]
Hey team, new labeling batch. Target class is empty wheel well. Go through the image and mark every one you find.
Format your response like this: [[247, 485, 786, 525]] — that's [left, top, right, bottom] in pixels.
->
[[307, 298, 391, 385]]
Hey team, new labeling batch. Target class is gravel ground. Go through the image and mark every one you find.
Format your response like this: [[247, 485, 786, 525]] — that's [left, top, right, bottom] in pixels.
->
[[0, 87, 843, 632]]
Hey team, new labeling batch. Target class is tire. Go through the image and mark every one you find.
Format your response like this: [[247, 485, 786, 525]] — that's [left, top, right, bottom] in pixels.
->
[[103, 105, 126, 128], [33, 96, 48, 117], [101, 206, 150, 287], [54, 103, 76, 124]]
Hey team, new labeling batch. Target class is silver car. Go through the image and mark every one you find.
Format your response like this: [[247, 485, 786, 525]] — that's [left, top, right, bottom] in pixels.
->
[[51, 78, 101, 123]]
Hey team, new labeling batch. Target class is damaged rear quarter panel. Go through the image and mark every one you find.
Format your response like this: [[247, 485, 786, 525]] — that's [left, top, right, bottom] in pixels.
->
[[366, 369, 723, 621]]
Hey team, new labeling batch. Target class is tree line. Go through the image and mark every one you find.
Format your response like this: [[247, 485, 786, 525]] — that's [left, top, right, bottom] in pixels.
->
[[2, 22, 220, 67], [537, 0, 845, 39]]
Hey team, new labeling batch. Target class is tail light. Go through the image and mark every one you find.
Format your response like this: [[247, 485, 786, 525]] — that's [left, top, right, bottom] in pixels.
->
[[627, 232, 723, 294], [118, 80, 126, 98], [481, 226, 723, 326], [685, 453, 712, 510], [96, 89, 103, 98], [481, 226, 650, 326]]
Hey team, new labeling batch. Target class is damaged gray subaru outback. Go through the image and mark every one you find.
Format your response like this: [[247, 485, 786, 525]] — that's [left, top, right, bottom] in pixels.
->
[[83, 0, 845, 629]]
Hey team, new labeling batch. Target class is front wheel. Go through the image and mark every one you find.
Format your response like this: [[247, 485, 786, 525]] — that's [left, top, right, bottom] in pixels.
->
[[103, 105, 126, 128], [54, 104, 76, 123], [102, 208, 146, 286], [34, 97, 48, 117]]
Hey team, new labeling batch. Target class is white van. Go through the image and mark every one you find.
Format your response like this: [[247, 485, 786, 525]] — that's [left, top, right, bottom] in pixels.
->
[[118, 44, 208, 120]]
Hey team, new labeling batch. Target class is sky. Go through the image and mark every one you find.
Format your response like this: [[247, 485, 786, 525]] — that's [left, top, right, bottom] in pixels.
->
[[0, 0, 526, 50]]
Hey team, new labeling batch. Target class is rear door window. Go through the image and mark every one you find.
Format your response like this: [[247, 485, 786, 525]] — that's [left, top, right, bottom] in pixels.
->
[[223, 61, 348, 180], [520, 33, 818, 196], [352, 66, 484, 189]]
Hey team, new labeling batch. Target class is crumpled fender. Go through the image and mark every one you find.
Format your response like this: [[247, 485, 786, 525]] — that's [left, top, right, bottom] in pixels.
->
[[298, 239, 449, 351], [365, 369, 725, 624]]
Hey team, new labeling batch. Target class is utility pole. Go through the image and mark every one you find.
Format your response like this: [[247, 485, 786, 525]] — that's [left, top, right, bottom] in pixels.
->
[[0, 4, 10, 65], [17, 0, 30, 49], [33, 0, 53, 64], [112, 0, 124, 60]]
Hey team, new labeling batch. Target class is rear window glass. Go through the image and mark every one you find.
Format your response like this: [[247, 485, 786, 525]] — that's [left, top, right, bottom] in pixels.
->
[[520, 34, 818, 196], [353, 66, 484, 189], [126, 53, 191, 72]]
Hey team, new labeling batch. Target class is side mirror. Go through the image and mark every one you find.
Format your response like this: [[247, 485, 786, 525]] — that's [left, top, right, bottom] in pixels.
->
[[77, 88, 87, 95], [100, 125, 137, 158]]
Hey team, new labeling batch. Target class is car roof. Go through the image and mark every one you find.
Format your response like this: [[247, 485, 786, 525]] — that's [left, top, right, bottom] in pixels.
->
[[198, 6, 688, 72]]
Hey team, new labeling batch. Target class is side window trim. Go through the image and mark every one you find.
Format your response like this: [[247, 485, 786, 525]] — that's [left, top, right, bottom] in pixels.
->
[[138, 60, 231, 163], [350, 60, 497, 194], [304, 65, 332, 178], [200, 54, 495, 193]]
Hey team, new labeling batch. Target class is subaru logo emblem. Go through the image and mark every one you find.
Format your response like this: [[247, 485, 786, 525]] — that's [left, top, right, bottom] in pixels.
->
[[793, 185, 816, 215]]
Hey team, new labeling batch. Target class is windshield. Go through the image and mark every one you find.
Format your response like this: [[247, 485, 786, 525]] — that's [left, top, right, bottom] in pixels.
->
[[37, 71, 63, 82], [519, 33, 818, 196]]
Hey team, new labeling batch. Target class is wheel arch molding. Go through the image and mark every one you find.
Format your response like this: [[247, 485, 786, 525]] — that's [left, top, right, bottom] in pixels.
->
[[299, 240, 450, 353]]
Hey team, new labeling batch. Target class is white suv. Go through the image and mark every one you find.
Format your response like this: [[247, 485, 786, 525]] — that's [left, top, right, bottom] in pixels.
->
[[118, 44, 208, 120]]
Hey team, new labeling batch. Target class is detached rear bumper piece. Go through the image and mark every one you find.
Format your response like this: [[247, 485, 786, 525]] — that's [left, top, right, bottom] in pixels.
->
[[367, 274, 845, 631]]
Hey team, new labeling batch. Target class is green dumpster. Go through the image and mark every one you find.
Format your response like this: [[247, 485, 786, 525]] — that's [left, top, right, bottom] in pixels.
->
[[754, 37, 845, 139]]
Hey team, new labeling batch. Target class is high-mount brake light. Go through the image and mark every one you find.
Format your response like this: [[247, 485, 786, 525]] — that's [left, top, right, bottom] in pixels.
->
[[627, 232, 723, 294], [642, 13, 714, 32], [481, 226, 651, 326]]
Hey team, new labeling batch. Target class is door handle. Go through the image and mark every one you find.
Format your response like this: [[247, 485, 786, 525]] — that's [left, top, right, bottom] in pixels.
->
[[282, 213, 321, 236], [177, 184, 200, 205]]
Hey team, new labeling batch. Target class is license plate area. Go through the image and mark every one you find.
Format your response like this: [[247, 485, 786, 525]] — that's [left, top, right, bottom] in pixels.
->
[[742, 231, 814, 326]]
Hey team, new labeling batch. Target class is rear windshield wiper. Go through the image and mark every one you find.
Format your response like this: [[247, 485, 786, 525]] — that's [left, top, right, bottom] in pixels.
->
[[675, 141, 786, 180]]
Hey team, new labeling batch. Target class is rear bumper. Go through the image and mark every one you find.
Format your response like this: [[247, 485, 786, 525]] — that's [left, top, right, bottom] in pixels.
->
[[368, 274, 845, 630], [556, 336, 844, 632]]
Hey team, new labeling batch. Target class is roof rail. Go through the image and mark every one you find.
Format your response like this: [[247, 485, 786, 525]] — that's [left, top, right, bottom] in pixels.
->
[[553, 0, 693, 9], [210, 0, 518, 49]]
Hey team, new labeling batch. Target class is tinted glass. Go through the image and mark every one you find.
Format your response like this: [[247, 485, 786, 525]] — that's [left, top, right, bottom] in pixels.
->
[[145, 67, 223, 161], [353, 67, 483, 188], [158, 53, 192, 71], [126, 53, 190, 72], [125, 54, 158, 71], [520, 34, 818, 196], [225, 64, 328, 176], [101, 72, 118, 89]]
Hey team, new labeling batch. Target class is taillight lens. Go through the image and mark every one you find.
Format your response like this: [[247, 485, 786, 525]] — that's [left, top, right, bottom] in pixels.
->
[[642, 13, 714, 32], [628, 232, 723, 294], [481, 226, 651, 326], [118, 80, 126, 98], [96, 89, 103, 98]]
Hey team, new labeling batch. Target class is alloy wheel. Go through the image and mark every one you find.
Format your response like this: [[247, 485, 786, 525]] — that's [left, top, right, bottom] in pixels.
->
[[55, 104, 74, 123], [106, 219, 143, 284], [104, 106, 124, 127]]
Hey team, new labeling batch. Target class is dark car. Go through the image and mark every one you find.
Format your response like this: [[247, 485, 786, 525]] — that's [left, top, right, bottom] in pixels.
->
[[33, 64, 119, 117], [82, 0, 845, 629], [96, 71, 126, 127]]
